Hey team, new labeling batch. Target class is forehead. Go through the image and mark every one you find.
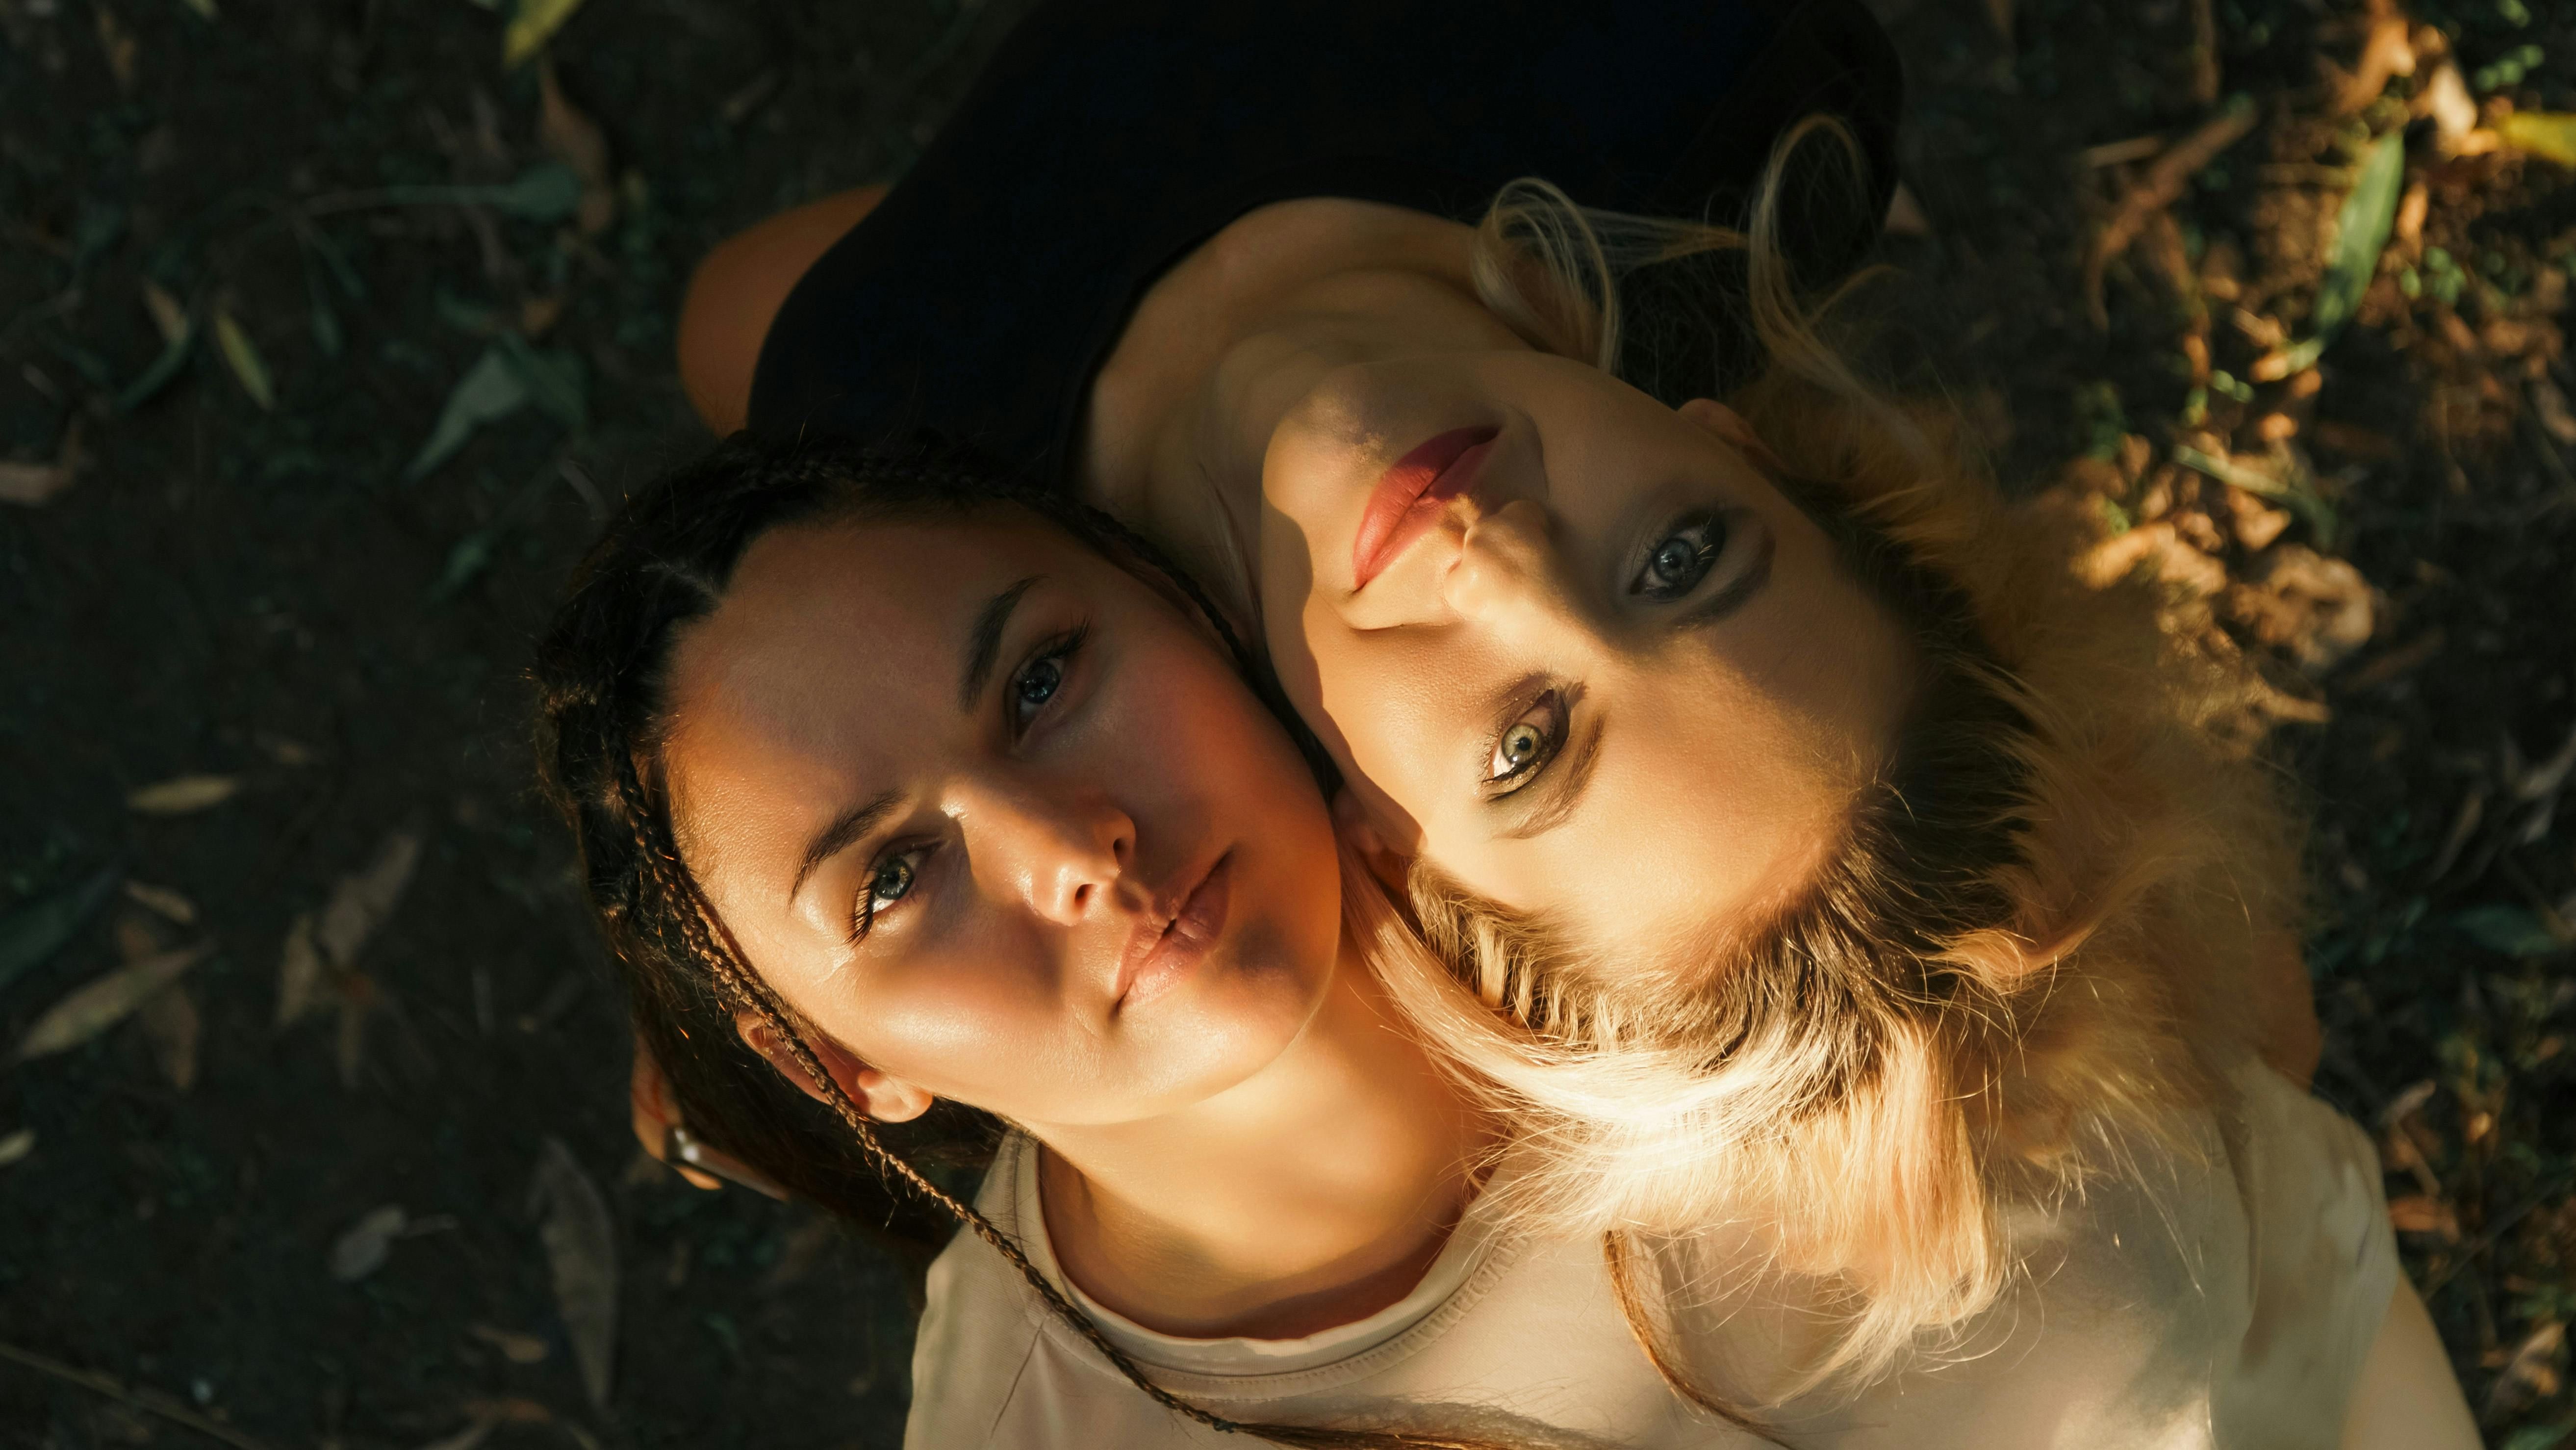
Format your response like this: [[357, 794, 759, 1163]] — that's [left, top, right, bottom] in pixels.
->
[[655, 516, 1079, 845]]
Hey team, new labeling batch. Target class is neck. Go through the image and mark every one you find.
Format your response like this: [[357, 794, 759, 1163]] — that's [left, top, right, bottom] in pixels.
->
[[1081, 198, 1516, 640], [1031, 938, 1493, 1340]]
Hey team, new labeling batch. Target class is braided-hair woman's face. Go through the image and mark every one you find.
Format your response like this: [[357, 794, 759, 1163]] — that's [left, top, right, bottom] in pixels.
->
[[653, 510, 1342, 1128]]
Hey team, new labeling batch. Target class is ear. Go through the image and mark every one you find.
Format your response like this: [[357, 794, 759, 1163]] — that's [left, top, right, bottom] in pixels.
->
[[733, 1011, 934, 1124], [1332, 789, 1411, 895], [1678, 398, 1784, 472]]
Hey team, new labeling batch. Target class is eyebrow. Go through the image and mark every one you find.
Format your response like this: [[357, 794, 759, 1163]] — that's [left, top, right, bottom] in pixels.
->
[[1497, 719, 1604, 841], [789, 790, 903, 902], [959, 576, 1041, 711]]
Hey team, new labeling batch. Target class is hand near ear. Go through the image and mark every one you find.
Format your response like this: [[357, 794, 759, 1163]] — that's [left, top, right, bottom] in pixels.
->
[[734, 1011, 936, 1124]]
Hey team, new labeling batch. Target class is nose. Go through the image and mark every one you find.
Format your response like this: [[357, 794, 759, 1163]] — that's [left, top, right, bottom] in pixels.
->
[[1441, 497, 1579, 634], [962, 774, 1136, 927]]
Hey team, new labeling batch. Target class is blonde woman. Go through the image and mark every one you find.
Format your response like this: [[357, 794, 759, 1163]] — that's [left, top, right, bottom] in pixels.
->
[[636, 0, 2474, 1442]]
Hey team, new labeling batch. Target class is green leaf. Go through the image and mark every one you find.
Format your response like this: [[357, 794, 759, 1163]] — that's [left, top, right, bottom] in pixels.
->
[[310, 295, 343, 358], [2499, 1423, 2573, 1450], [405, 348, 530, 482], [2311, 131, 2405, 341], [0, 868, 119, 997], [2455, 904, 2569, 958], [113, 329, 195, 414], [300, 226, 366, 301], [432, 530, 499, 599], [499, 335, 587, 433], [486, 163, 584, 223]]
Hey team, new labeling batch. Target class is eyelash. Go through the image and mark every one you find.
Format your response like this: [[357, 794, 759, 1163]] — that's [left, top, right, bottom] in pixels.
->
[[848, 625, 1091, 943], [1482, 688, 1569, 795], [1631, 512, 1727, 601]]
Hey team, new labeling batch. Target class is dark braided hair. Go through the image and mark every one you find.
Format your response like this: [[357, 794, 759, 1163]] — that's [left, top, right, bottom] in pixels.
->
[[532, 434, 1528, 1450]]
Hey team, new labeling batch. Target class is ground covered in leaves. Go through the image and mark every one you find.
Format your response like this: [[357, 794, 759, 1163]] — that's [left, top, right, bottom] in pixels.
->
[[2, 0, 2572, 1446]]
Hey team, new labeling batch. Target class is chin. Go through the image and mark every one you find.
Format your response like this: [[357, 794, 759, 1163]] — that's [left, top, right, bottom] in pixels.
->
[[1126, 918, 1336, 1112]]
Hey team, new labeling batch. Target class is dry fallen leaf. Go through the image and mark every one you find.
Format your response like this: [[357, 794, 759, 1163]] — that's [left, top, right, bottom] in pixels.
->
[[503, 0, 587, 67], [122, 880, 197, 926], [0, 418, 87, 508], [275, 911, 325, 1029], [317, 831, 423, 970], [2489, 1320, 2565, 1417], [126, 775, 240, 815], [468, 1324, 550, 1364], [139, 984, 200, 1092], [141, 281, 188, 347], [417, 1419, 498, 1450], [2226, 544, 2377, 673], [92, 3, 136, 91], [2387, 1193, 2461, 1239], [0, 1128, 32, 1167], [330, 1203, 408, 1282], [537, 59, 615, 237], [16, 945, 208, 1060], [2332, 5, 2415, 115], [530, 1138, 617, 1408]]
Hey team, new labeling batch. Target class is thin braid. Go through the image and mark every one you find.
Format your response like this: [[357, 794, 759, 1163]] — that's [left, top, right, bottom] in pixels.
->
[[1601, 1233, 1789, 1447]]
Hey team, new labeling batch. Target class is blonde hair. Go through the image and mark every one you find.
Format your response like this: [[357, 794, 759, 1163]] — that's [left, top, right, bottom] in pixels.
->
[[1352, 121, 2305, 1400]]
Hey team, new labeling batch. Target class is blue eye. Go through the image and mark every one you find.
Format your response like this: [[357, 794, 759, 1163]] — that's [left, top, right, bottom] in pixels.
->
[[1006, 628, 1086, 733], [851, 844, 929, 942], [867, 852, 919, 912], [1634, 515, 1724, 599], [1016, 656, 1063, 710]]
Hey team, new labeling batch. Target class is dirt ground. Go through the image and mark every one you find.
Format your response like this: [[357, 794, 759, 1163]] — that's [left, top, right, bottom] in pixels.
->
[[1, 0, 2570, 1446]]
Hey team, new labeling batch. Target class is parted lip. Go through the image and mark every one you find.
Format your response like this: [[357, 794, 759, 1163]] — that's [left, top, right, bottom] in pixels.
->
[[1350, 425, 1501, 590], [1112, 850, 1231, 1012]]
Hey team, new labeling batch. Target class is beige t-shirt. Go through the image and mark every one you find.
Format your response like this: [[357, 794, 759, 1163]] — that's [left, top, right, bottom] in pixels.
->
[[903, 1063, 2397, 1449]]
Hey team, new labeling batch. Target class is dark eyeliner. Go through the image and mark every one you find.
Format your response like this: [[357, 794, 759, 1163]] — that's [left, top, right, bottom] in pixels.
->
[[1481, 689, 1571, 796], [1005, 622, 1090, 736]]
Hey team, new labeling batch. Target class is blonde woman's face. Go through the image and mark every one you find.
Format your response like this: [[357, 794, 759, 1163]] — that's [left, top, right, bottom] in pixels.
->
[[1252, 350, 1917, 964], [659, 514, 1341, 1129]]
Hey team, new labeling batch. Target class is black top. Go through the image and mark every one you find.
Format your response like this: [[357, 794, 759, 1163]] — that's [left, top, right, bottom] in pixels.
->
[[749, 0, 1901, 486]]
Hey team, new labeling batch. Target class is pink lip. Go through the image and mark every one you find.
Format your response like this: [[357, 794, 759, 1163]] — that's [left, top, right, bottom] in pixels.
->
[[1350, 426, 1500, 590], [1115, 853, 1232, 1014]]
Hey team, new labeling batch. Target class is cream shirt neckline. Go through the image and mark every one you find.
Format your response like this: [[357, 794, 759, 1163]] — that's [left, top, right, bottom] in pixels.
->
[[995, 1131, 1524, 1382]]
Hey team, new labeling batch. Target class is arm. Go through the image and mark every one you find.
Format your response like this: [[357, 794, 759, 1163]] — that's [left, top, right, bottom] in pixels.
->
[[2338, 1278, 2480, 1450], [675, 184, 889, 435]]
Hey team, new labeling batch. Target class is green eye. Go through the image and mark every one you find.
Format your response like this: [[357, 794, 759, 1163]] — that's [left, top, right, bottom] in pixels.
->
[[1485, 693, 1566, 786]]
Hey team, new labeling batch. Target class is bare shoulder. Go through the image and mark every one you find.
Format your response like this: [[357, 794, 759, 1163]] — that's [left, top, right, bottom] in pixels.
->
[[676, 185, 891, 435]]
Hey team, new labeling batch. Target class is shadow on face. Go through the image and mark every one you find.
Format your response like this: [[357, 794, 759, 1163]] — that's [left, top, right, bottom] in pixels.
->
[[655, 511, 1343, 1132], [1254, 350, 1917, 971]]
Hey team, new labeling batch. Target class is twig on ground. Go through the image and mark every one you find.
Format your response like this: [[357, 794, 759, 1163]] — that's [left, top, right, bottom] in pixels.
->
[[2086, 96, 2260, 327], [0, 1340, 272, 1450]]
